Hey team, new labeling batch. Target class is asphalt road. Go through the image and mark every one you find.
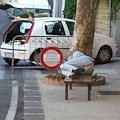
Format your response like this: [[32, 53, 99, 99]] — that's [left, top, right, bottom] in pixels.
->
[[0, 11, 25, 119], [0, 56, 24, 120], [0, 54, 56, 120]]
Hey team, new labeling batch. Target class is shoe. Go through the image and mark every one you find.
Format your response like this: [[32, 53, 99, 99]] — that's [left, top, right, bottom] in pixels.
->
[[69, 73, 80, 80], [73, 68, 85, 74]]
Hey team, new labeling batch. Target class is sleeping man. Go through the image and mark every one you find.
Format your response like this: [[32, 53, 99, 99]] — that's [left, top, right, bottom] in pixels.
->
[[60, 51, 95, 79]]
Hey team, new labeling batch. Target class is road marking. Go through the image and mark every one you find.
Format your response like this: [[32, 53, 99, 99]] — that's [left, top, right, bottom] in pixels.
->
[[24, 96, 40, 98], [24, 107, 43, 109], [5, 81, 18, 120], [0, 71, 5, 79], [0, 66, 5, 79], [24, 85, 39, 86], [24, 89, 40, 92], [24, 113, 44, 116], [25, 101, 41, 103]]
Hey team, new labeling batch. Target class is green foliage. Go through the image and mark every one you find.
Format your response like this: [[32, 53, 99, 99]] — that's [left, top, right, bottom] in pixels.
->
[[96, 0, 100, 10], [105, 0, 120, 23], [63, 0, 77, 19], [63, 0, 120, 22], [20, 9, 34, 18], [63, 0, 100, 19], [26, 9, 34, 14], [47, 73, 66, 81]]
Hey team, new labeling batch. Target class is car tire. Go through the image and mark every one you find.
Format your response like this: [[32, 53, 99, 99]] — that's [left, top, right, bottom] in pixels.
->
[[4, 58, 19, 66], [30, 49, 43, 66], [95, 46, 112, 64]]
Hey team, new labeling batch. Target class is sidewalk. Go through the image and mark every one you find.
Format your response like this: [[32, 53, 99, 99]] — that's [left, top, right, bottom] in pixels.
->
[[36, 57, 120, 120]]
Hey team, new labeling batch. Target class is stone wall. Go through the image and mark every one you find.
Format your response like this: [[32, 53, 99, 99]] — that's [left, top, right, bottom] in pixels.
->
[[95, 0, 109, 36]]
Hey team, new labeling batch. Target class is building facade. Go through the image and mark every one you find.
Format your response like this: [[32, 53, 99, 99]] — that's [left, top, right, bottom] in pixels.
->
[[48, 0, 65, 18], [50, 0, 120, 56]]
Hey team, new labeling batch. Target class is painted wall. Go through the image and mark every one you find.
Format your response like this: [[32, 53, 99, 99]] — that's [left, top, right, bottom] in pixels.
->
[[95, 0, 109, 36], [52, 0, 65, 17]]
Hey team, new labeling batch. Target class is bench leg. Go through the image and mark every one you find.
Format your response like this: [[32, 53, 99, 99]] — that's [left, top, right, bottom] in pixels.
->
[[65, 82, 68, 100], [88, 84, 91, 101], [69, 82, 72, 90]]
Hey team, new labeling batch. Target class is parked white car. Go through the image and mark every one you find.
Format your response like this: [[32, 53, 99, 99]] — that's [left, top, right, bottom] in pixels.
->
[[0, 3, 118, 65]]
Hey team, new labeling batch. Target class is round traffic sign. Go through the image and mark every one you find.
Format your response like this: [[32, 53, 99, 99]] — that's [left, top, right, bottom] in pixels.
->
[[40, 47, 63, 70]]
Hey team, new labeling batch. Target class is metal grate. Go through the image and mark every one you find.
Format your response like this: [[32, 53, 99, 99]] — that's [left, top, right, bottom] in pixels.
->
[[98, 91, 120, 95]]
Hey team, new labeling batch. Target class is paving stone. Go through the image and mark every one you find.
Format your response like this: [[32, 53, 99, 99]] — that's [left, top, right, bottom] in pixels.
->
[[24, 91, 40, 96], [24, 86, 39, 90], [24, 108, 44, 113], [24, 101, 43, 107], [24, 78, 44, 120], [24, 81, 38, 86], [24, 114, 45, 120], [24, 96, 41, 101]]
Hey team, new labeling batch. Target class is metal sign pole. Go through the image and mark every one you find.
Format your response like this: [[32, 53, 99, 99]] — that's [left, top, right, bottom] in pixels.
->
[[11, 38, 14, 80]]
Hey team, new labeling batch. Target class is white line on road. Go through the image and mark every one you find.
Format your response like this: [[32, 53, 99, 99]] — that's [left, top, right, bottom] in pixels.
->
[[24, 101, 41, 103], [24, 113, 44, 116], [5, 81, 18, 120], [24, 85, 39, 86], [0, 71, 5, 80], [24, 107, 43, 109], [0, 66, 5, 79], [23, 89, 40, 92]]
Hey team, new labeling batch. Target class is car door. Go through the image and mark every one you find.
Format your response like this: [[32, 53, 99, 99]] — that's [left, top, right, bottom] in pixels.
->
[[44, 20, 70, 59], [0, 2, 34, 22]]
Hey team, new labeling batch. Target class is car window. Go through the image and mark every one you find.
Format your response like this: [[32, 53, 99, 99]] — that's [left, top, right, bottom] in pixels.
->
[[7, 8, 33, 17], [65, 21, 74, 35], [34, 8, 50, 17], [45, 21, 65, 35], [20, 22, 32, 34], [7, 8, 50, 17], [7, 8, 24, 17]]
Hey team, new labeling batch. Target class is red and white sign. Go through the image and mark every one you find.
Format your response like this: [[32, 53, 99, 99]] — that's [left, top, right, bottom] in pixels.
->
[[40, 47, 63, 70]]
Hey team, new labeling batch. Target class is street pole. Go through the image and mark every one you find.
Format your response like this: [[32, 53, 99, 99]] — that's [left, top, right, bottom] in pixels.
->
[[109, 0, 111, 37]]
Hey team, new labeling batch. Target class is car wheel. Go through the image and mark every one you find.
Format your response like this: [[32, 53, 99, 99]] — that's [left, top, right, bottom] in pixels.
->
[[33, 52, 41, 63], [4, 58, 19, 66], [30, 49, 43, 66], [96, 46, 112, 64]]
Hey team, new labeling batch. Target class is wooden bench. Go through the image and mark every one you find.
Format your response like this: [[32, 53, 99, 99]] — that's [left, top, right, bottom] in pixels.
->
[[64, 74, 92, 101]]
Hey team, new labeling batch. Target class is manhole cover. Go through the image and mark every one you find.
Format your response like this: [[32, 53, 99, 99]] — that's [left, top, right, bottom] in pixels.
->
[[98, 91, 120, 95]]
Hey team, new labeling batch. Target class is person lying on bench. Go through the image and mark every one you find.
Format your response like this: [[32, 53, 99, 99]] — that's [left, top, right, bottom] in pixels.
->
[[60, 51, 95, 79]]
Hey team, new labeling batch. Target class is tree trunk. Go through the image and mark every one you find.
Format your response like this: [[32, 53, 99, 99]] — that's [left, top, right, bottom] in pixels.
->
[[68, 0, 96, 59]]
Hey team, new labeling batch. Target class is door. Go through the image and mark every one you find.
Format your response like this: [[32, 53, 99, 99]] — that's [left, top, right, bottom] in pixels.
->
[[0, 2, 34, 21], [44, 20, 70, 59]]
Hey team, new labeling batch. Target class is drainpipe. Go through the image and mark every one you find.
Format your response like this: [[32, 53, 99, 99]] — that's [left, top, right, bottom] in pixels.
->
[[53, 0, 56, 17], [109, 0, 111, 37]]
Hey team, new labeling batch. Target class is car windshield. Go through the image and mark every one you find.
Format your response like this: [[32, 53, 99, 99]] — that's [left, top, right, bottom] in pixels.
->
[[7, 8, 25, 17], [26, 8, 51, 17], [7, 8, 51, 17]]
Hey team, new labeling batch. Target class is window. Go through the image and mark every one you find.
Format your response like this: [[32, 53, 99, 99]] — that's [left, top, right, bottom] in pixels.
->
[[7, 8, 24, 17], [65, 21, 74, 35], [35, 9, 50, 17], [20, 22, 32, 34], [7, 8, 50, 17], [45, 21, 65, 35]]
